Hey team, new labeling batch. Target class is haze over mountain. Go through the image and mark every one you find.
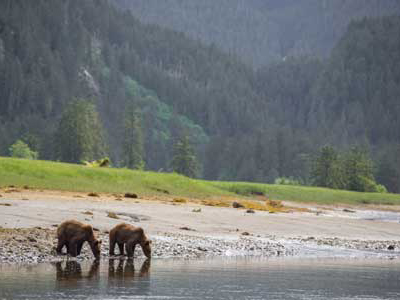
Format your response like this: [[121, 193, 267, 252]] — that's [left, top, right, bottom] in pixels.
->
[[115, 0, 400, 67]]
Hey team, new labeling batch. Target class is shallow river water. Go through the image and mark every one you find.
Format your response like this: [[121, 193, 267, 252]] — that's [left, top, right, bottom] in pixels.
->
[[1, 257, 400, 300]]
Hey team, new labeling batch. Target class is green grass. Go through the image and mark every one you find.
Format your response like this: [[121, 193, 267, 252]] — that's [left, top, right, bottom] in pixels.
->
[[1, 156, 400, 205], [209, 181, 400, 205], [0, 157, 227, 198]]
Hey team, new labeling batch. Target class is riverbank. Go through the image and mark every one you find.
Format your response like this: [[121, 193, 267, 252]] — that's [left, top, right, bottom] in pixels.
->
[[0, 227, 293, 264], [1, 189, 400, 264], [1, 228, 400, 264]]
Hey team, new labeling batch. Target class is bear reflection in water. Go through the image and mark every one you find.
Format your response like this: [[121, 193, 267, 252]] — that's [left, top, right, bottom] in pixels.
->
[[108, 258, 151, 281], [107, 258, 151, 293], [54, 260, 100, 288], [54, 258, 150, 288]]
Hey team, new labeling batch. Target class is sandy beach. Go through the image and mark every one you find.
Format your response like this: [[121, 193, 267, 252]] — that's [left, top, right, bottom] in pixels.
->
[[1, 188, 400, 263]]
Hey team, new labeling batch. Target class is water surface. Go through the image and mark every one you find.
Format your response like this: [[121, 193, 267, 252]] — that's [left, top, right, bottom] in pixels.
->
[[1, 257, 400, 299]]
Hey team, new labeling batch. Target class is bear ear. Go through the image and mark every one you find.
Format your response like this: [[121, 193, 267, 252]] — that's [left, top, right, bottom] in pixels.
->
[[98, 239, 102, 244], [148, 240, 152, 244]]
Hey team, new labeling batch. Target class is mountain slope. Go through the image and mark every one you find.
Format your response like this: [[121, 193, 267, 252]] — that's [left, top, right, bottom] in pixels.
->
[[115, 0, 400, 67], [0, 0, 264, 170], [1, 1, 400, 192], [309, 16, 400, 145], [254, 16, 400, 191]]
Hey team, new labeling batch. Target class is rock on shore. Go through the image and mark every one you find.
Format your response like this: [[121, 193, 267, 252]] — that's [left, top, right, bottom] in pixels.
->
[[0, 228, 293, 264], [1, 227, 400, 264]]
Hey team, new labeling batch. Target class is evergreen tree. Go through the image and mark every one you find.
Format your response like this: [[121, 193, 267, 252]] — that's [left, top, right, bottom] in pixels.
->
[[21, 133, 41, 154], [311, 146, 344, 189], [376, 145, 400, 193], [55, 99, 106, 163], [1, 0, 400, 188], [343, 146, 376, 192], [171, 135, 198, 178], [123, 105, 145, 169]]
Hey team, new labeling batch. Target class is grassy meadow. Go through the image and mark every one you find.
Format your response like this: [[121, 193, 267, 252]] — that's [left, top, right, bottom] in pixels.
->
[[1, 156, 400, 206]]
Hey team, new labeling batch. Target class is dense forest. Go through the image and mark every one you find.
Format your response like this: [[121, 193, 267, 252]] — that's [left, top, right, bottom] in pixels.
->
[[0, 0, 400, 193], [0, 0, 259, 172], [116, 0, 400, 67]]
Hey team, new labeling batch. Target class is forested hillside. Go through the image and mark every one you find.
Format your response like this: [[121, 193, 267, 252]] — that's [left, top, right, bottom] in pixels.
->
[[0, 0, 400, 193], [255, 16, 400, 192], [0, 0, 263, 172], [115, 0, 400, 67]]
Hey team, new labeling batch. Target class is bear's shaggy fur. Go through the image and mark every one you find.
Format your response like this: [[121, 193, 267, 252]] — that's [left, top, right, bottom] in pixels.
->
[[109, 223, 151, 258], [56, 220, 102, 258]]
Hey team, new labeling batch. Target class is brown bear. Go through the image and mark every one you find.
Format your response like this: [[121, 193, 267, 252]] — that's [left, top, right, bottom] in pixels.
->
[[56, 220, 102, 258], [109, 223, 151, 258]]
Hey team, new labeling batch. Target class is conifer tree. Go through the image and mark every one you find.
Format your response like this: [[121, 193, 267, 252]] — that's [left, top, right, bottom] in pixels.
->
[[343, 146, 375, 192], [55, 99, 107, 163], [376, 145, 400, 193], [311, 146, 344, 189], [123, 105, 145, 169], [171, 135, 198, 178]]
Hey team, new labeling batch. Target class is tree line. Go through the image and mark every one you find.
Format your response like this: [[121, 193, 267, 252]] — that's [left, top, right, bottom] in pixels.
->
[[312, 146, 386, 193], [1, 0, 400, 193]]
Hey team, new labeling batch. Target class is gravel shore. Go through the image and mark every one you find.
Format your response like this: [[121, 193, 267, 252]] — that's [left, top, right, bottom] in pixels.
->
[[1, 227, 400, 264], [0, 227, 293, 264], [2, 190, 400, 264], [294, 236, 400, 253]]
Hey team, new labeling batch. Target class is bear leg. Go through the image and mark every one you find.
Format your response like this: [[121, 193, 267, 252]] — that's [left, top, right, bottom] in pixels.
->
[[109, 237, 116, 256], [68, 238, 79, 257], [77, 241, 84, 255], [118, 243, 125, 255], [56, 240, 65, 255], [126, 240, 136, 258]]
